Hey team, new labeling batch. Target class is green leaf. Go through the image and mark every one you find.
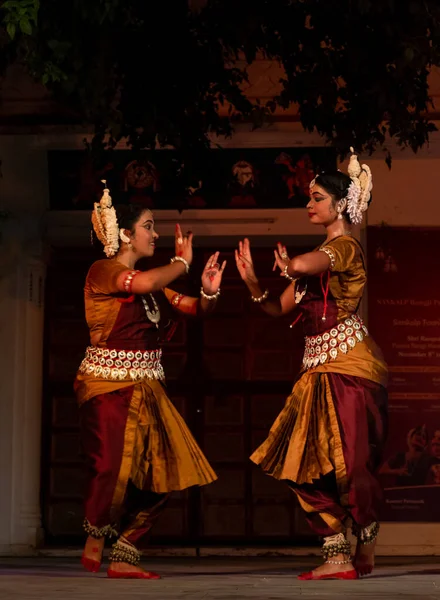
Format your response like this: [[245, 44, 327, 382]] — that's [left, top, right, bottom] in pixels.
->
[[19, 18, 32, 35], [6, 22, 16, 39], [2, 1, 21, 9]]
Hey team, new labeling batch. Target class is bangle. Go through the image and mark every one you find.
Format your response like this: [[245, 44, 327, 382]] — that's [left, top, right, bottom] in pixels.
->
[[171, 256, 190, 274], [282, 264, 295, 282], [171, 293, 185, 308], [122, 270, 140, 294], [251, 289, 269, 303], [200, 287, 220, 301], [319, 246, 336, 270]]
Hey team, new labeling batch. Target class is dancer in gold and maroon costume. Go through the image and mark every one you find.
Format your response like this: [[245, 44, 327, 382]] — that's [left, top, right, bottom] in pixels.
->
[[235, 151, 387, 580], [75, 185, 225, 579]]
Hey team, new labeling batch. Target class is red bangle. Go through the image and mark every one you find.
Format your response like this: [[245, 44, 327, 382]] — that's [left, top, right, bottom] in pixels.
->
[[171, 293, 185, 308], [122, 270, 140, 294]]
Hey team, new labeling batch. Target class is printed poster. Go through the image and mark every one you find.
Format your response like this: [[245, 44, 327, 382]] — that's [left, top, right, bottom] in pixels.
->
[[367, 227, 440, 521]]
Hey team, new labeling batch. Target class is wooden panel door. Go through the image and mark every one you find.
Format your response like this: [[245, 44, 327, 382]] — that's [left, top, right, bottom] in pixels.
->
[[197, 249, 315, 544]]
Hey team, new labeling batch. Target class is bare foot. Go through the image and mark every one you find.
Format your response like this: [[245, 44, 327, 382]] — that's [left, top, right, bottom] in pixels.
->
[[108, 562, 144, 574], [298, 553, 357, 580], [81, 536, 105, 572], [108, 562, 161, 579], [354, 539, 376, 576], [83, 535, 105, 561]]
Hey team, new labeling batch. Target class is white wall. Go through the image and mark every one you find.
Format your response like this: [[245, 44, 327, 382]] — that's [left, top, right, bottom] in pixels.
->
[[0, 136, 47, 554], [365, 155, 440, 226]]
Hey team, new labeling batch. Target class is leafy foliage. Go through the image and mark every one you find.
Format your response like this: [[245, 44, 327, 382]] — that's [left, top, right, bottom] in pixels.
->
[[1, 0, 440, 160], [1, 0, 38, 39]]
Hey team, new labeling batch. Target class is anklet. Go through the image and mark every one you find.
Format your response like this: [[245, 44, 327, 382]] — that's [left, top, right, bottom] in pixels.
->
[[352, 521, 380, 545], [325, 559, 352, 565], [321, 532, 351, 560], [83, 518, 118, 539], [109, 538, 141, 566]]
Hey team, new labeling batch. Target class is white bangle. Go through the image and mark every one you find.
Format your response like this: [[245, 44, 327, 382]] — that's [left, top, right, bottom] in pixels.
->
[[170, 256, 190, 273], [251, 289, 269, 303], [200, 287, 220, 301], [282, 265, 295, 282]]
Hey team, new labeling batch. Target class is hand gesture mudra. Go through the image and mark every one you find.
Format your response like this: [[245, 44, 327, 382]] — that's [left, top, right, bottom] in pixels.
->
[[235, 238, 257, 282], [273, 242, 290, 275], [201, 251, 227, 295], [175, 223, 193, 266]]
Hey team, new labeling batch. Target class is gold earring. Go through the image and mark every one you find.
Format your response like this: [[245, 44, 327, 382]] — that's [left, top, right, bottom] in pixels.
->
[[337, 201, 345, 220]]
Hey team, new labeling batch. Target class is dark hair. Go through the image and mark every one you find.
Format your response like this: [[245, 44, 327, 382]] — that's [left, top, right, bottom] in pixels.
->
[[116, 204, 152, 232], [314, 171, 352, 202], [314, 171, 373, 224]]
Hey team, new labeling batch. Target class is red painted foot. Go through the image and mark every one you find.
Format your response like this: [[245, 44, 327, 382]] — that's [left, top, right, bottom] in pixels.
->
[[81, 555, 101, 573], [107, 569, 161, 580], [298, 569, 359, 581]]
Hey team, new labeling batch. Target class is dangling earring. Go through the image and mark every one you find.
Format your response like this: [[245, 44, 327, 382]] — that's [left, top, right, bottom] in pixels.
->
[[337, 200, 345, 220], [120, 229, 133, 249]]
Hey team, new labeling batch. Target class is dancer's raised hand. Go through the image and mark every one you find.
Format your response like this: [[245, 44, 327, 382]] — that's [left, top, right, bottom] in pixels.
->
[[175, 224, 193, 266], [201, 251, 227, 295], [235, 238, 257, 283]]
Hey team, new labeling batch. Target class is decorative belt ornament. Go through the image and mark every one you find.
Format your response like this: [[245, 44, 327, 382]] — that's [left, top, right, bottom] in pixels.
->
[[303, 314, 368, 370], [79, 346, 165, 381]]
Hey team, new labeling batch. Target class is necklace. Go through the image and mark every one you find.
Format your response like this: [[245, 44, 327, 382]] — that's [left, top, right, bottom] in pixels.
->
[[141, 294, 161, 328], [295, 282, 307, 305]]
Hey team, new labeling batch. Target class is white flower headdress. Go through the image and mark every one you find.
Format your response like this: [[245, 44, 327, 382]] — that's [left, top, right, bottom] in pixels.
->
[[309, 147, 373, 225], [346, 147, 373, 225], [91, 181, 120, 257]]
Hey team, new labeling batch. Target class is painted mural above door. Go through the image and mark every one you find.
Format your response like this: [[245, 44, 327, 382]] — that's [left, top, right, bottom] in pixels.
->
[[48, 147, 336, 211]]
